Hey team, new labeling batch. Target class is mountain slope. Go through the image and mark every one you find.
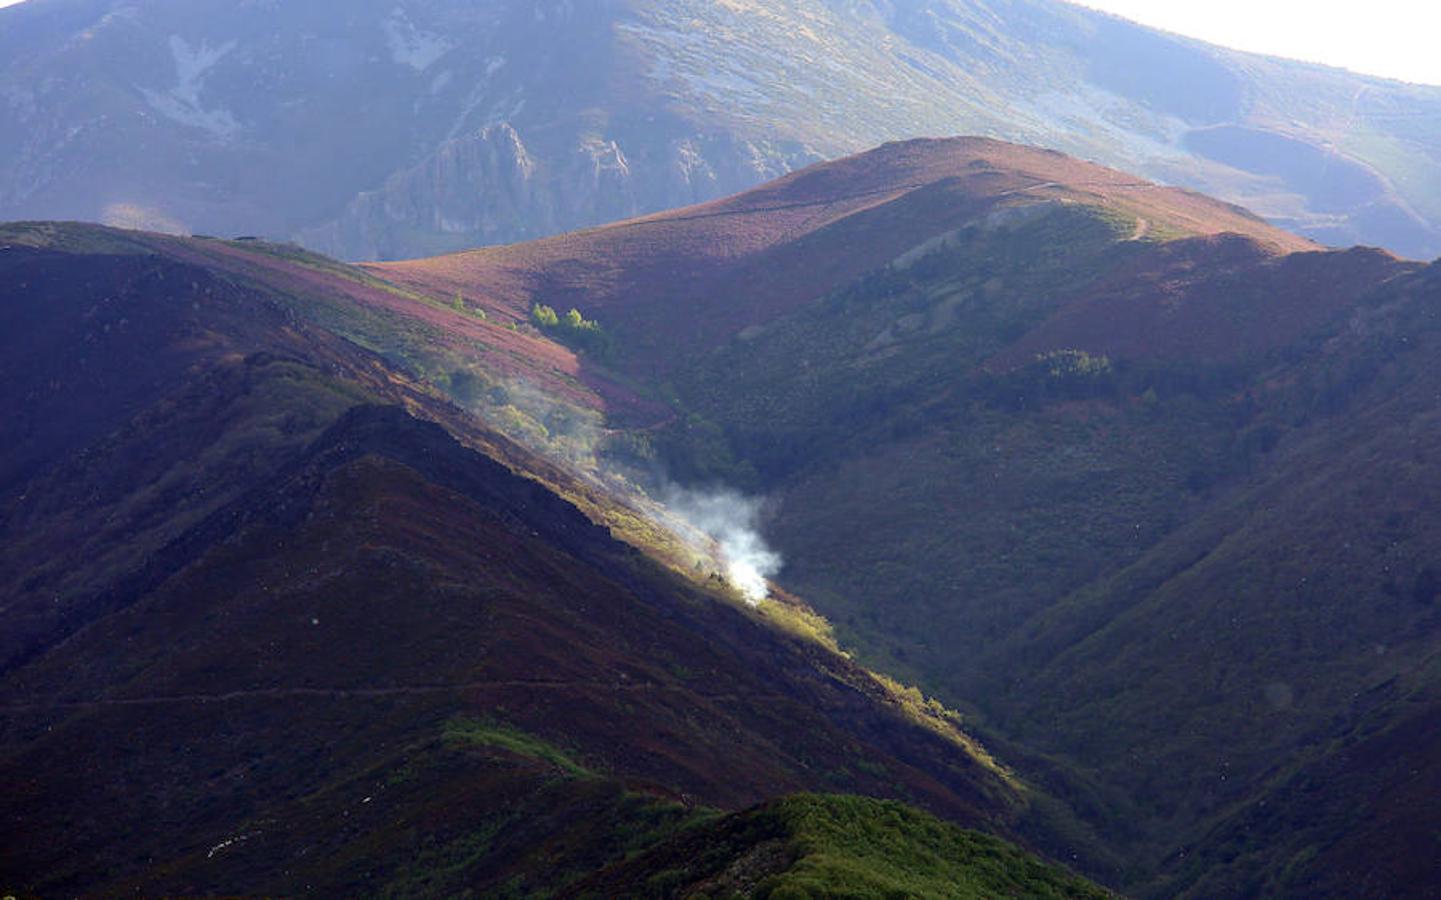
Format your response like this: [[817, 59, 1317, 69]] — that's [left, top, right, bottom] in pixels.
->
[[2, 0, 1440, 259], [0, 228, 1096, 894], [349, 137, 1441, 895], [7, 134, 1441, 895], [374, 137, 1315, 375]]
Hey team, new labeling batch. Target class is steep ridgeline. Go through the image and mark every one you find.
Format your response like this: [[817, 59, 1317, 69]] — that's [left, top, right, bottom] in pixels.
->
[[372, 137, 1441, 897], [2, 0, 1441, 259], [0, 223, 1112, 896]]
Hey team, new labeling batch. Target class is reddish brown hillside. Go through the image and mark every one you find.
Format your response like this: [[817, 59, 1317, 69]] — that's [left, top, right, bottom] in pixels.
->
[[370, 137, 1315, 373], [987, 238, 1414, 368]]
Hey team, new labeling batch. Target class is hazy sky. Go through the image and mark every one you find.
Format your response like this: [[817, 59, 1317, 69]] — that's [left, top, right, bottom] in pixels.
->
[[0, 0, 1434, 85], [1070, 0, 1441, 85]]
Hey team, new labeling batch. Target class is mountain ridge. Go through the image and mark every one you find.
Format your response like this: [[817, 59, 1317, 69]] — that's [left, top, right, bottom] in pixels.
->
[[372, 136, 1319, 375], [3, 0, 1440, 259]]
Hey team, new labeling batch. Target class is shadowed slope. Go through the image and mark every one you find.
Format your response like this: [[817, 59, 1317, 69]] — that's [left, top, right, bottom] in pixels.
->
[[372, 138, 1441, 896]]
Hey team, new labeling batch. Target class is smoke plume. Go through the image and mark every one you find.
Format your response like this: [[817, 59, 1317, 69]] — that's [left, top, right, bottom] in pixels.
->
[[448, 373, 781, 605], [662, 485, 782, 605]]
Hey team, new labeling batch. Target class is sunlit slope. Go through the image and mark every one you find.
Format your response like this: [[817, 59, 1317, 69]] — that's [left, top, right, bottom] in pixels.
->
[[373, 137, 1314, 374]]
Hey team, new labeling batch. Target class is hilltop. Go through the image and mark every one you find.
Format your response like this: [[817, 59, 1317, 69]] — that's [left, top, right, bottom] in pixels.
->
[[374, 137, 1316, 375]]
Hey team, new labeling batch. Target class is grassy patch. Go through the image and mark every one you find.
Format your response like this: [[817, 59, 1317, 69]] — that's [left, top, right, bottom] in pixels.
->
[[442, 718, 596, 779], [577, 793, 1110, 898], [767, 794, 1109, 898]]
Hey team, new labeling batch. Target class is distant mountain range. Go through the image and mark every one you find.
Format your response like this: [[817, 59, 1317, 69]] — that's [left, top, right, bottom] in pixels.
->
[[3, 0, 1441, 260], [6, 136, 1441, 895]]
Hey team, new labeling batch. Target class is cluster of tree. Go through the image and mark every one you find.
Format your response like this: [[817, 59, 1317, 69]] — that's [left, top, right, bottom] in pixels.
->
[[531, 303, 613, 358]]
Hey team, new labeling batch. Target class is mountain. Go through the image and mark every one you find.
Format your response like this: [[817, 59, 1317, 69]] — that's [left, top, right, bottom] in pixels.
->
[[359, 137, 1441, 896], [2, 0, 1440, 260], [7, 133, 1441, 896], [373, 136, 1316, 379], [0, 220, 1113, 895]]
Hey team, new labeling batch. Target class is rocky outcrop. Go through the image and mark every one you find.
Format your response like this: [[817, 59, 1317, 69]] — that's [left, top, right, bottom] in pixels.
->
[[299, 123, 819, 261]]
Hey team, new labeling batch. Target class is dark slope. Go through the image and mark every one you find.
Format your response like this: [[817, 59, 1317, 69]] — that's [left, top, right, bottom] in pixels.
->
[[0, 228, 1093, 895], [651, 205, 1441, 895], [649, 210, 1441, 895], [0, 241, 391, 675], [1175, 662, 1441, 898], [977, 260, 1441, 896], [0, 405, 1015, 894]]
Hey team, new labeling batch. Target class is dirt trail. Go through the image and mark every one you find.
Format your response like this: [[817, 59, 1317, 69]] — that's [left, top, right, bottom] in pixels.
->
[[0, 680, 753, 714]]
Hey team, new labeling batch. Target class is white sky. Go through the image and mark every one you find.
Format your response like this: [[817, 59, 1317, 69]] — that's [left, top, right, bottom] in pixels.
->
[[1069, 0, 1441, 86], [0, 0, 1435, 86]]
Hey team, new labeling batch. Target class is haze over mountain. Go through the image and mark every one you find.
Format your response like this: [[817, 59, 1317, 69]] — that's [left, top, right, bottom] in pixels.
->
[[3, 0, 1441, 260]]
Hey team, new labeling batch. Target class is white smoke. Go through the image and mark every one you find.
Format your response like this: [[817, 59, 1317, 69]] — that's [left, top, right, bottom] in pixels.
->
[[662, 485, 782, 605], [444, 373, 782, 604]]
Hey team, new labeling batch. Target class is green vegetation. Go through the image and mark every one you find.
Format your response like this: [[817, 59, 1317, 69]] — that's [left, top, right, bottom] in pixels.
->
[[661, 203, 1139, 485], [767, 795, 1107, 898], [452, 292, 487, 319], [978, 350, 1120, 411], [650, 205, 1243, 701], [1038, 349, 1112, 380], [577, 794, 1109, 898], [442, 718, 595, 779], [532, 302, 613, 357], [634, 201, 1441, 894]]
